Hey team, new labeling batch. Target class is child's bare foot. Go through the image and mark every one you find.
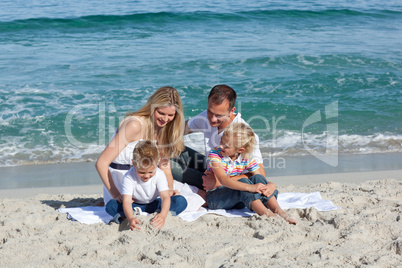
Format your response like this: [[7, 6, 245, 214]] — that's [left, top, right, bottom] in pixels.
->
[[279, 212, 297, 225], [95, 200, 105, 207], [264, 209, 277, 218]]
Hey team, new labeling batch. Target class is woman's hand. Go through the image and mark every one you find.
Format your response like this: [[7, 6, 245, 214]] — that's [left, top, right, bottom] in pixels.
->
[[169, 189, 180, 196], [114, 194, 123, 203]]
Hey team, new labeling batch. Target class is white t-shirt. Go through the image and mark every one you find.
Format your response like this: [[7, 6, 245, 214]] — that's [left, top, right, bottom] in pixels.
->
[[121, 167, 169, 204], [187, 111, 263, 163]]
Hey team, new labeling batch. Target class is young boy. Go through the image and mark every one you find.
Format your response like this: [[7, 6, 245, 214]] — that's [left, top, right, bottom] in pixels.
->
[[206, 123, 296, 224], [105, 140, 188, 230]]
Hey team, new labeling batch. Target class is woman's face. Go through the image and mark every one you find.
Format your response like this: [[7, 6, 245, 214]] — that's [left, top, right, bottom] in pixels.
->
[[153, 105, 176, 128]]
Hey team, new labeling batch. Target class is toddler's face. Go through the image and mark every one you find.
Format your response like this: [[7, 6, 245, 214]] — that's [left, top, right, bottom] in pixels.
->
[[219, 136, 240, 158], [135, 164, 157, 182]]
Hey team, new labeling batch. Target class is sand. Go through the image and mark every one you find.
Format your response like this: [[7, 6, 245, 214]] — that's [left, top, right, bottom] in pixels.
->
[[1, 171, 401, 267]]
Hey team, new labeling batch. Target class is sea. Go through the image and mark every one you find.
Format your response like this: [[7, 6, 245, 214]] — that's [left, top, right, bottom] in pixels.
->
[[0, 0, 401, 174]]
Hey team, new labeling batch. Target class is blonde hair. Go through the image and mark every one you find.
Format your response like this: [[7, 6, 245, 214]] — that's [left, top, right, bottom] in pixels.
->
[[124, 86, 185, 158], [222, 122, 255, 158], [132, 140, 159, 169]]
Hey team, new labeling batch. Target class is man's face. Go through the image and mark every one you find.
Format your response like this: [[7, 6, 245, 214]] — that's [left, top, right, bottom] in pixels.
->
[[207, 100, 234, 128]]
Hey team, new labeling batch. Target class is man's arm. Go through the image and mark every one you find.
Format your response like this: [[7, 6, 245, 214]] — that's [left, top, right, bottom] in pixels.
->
[[184, 120, 193, 135], [258, 163, 266, 177]]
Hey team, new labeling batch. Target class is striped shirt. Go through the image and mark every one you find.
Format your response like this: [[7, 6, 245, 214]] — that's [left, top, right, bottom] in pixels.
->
[[207, 147, 259, 177]]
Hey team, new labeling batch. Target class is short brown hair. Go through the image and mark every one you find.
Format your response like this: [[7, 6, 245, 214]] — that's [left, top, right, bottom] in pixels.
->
[[132, 140, 159, 169], [208, 84, 237, 111]]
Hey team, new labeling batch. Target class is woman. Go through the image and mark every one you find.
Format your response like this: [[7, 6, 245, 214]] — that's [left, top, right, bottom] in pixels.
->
[[96, 87, 185, 204]]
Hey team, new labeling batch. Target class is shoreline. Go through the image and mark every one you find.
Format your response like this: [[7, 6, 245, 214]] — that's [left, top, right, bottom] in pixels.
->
[[1, 152, 401, 191], [1, 169, 400, 199]]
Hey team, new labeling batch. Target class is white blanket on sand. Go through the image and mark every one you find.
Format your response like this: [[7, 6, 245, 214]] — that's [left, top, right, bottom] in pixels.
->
[[58, 181, 340, 224]]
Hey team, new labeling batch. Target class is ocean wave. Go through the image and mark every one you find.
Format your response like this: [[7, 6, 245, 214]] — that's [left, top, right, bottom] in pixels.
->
[[0, 131, 401, 167], [0, 140, 103, 167], [258, 132, 402, 156], [1, 9, 400, 32]]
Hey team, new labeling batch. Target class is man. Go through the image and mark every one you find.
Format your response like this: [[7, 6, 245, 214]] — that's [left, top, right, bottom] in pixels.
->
[[171, 84, 265, 190]]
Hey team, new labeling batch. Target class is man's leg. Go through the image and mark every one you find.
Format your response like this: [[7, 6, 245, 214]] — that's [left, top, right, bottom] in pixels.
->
[[170, 146, 206, 189]]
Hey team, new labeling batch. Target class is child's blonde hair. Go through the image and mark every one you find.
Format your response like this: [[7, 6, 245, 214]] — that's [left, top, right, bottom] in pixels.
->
[[222, 122, 255, 158], [132, 140, 159, 169]]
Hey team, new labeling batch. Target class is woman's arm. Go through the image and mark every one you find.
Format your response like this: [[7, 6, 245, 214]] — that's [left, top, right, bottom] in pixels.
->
[[95, 119, 142, 201], [158, 158, 175, 195], [257, 163, 266, 177]]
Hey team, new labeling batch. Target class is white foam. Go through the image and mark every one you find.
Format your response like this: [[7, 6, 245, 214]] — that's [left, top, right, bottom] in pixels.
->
[[259, 131, 402, 156]]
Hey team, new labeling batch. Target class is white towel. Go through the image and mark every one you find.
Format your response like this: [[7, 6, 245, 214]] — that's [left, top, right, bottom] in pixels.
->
[[277, 192, 341, 211], [58, 189, 340, 224]]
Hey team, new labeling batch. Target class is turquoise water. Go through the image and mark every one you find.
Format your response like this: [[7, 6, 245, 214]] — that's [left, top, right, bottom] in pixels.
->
[[0, 0, 401, 167]]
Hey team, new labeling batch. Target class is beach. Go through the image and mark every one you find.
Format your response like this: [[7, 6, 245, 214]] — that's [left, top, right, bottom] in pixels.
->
[[1, 0, 402, 266], [1, 167, 401, 267]]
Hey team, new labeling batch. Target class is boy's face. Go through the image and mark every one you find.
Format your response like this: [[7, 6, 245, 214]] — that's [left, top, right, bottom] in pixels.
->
[[134, 163, 157, 182]]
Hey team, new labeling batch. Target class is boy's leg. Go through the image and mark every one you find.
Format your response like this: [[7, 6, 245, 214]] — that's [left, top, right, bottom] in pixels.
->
[[106, 199, 150, 223], [147, 196, 188, 216], [169, 195, 188, 216], [105, 199, 124, 218]]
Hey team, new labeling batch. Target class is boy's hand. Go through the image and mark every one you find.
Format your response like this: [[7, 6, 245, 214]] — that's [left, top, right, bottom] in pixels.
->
[[151, 214, 166, 229], [128, 217, 141, 230]]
